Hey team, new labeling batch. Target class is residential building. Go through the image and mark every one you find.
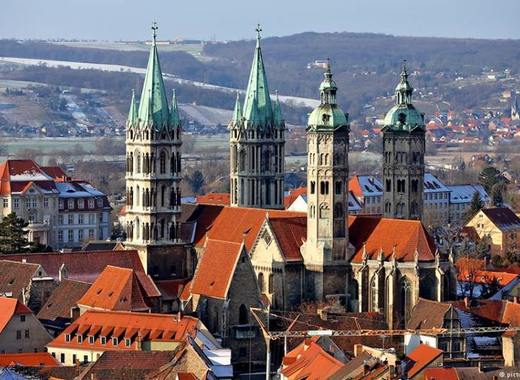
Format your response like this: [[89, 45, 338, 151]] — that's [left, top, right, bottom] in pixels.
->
[[0, 159, 111, 249], [124, 25, 188, 280], [403, 344, 444, 379], [423, 173, 451, 227], [301, 62, 351, 300], [405, 298, 466, 360], [229, 27, 285, 209], [188, 239, 265, 366], [348, 175, 383, 215], [0, 297, 52, 354], [382, 64, 425, 220], [448, 184, 489, 225], [466, 207, 520, 256], [46, 309, 199, 365]]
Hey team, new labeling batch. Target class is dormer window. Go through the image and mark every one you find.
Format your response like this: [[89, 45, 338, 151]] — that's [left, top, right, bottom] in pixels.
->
[[112, 337, 118, 346], [100, 336, 106, 345], [124, 338, 131, 347], [88, 336, 94, 344], [77, 335, 83, 343], [65, 334, 71, 342]]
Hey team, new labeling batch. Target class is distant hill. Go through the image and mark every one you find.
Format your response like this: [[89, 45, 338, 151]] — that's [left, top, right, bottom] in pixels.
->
[[1, 32, 519, 120]]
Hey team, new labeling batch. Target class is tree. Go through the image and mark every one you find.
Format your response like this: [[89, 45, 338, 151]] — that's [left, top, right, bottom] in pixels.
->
[[465, 191, 483, 222], [479, 166, 502, 193], [0, 213, 37, 254], [490, 182, 506, 207], [186, 170, 205, 195]]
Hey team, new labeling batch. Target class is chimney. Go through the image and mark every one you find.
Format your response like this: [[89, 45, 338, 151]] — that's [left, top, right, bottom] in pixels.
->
[[464, 297, 470, 308]]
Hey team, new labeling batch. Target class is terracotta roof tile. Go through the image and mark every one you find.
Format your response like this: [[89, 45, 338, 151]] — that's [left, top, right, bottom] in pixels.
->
[[40, 166, 67, 179], [37, 279, 90, 321], [0, 260, 40, 301], [348, 215, 436, 263], [0, 297, 31, 334], [195, 192, 230, 206], [77, 266, 150, 312], [282, 339, 345, 380], [268, 217, 306, 262], [457, 269, 517, 287], [407, 298, 452, 330], [405, 344, 443, 378], [48, 310, 199, 351], [501, 301, 520, 327], [191, 239, 243, 299], [0, 352, 59, 367], [284, 187, 307, 208], [424, 367, 458, 380], [348, 177, 364, 198], [155, 279, 190, 301]]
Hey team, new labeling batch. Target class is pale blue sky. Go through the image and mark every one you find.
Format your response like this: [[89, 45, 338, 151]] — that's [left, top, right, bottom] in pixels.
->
[[1, 0, 519, 41]]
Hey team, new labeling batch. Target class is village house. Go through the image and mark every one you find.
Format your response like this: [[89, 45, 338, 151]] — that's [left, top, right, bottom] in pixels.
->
[[466, 207, 520, 256], [0, 297, 52, 354]]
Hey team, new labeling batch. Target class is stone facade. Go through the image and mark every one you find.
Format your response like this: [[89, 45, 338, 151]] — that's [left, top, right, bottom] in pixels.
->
[[124, 27, 186, 278], [382, 65, 425, 221], [301, 64, 351, 301], [229, 28, 285, 210]]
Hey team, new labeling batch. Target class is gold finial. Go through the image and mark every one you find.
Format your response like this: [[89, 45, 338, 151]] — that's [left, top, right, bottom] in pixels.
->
[[152, 21, 158, 45]]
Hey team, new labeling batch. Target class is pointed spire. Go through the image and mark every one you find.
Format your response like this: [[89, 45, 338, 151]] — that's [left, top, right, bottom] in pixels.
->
[[232, 92, 243, 122], [243, 24, 274, 126], [169, 89, 180, 127], [319, 58, 338, 105], [138, 22, 170, 129], [273, 90, 282, 126], [127, 89, 138, 123], [248, 90, 261, 126], [395, 60, 413, 105]]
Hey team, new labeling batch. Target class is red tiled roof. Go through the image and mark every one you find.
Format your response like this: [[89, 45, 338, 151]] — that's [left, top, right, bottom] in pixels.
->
[[452, 299, 506, 325], [179, 280, 192, 302], [268, 216, 306, 262], [457, 269, 517, 287], [191, 239, 243, 299], [196, 192, 230, 206], [77, 266, 150, 312], [284, 187, 307, 208], [0, 352, 59, 367], [424, 367, 458, 380], [0, 297, 31, 334], [48, 310, 199, 351], [40, 166, 67, 179], [155, 279, 190, 301], [348, 215, 436, 263], [348, 177, 364, 198], [192, 205, 304, 251], [37, 279, 90, 321], [282, 339, 345, 380], [501, 301, 520, 327], [406, 344, 443, 378]]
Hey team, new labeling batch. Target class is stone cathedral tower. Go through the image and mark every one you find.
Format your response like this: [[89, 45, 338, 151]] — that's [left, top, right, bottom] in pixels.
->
[[229, 26, 285, 209], [125, 24, 186, 279], [301, 63, 350, 300], [382, 64, 425, 220]]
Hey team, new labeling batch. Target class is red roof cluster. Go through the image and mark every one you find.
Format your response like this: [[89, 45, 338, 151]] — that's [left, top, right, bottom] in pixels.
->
[[405, 344, 443, 378], [0, 352, 59, 367], [195, 192, 231, 206], [0, 297, 32, 334]]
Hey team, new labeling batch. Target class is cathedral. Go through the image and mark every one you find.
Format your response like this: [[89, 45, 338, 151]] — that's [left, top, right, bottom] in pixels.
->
[[122, 26, 457, 356]]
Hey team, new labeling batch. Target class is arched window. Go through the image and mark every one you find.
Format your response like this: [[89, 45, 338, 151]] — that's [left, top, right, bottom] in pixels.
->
[[258, 272, 264, 292], [386, 179, 391, 192], [239, 150, 246, 172], [310, 181, 316, 194], [400, 277, 412, 325], [161, 186, 165, 207], [136, 152, 141, 173], [370, 275, 377, 312], [170, 154, 176, 175], [239, 304, 248, 325], [159, 151, 166, 174], [136, 186, 140, 207], [268, 274, 274, 293]]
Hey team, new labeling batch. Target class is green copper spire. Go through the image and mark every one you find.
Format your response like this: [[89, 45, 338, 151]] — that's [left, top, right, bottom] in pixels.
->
[[169, 89, 180, 126], [243, 24, 274, 126], [127, 89, 138, 123], [382, 61, 425, 131], [232, 92, 243, 122], [273, 90, 282, 126], [138, 22, 170, 129]]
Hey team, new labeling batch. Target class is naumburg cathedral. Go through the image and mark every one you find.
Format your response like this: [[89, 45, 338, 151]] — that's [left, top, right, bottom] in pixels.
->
[[123, 24, 456, 335]]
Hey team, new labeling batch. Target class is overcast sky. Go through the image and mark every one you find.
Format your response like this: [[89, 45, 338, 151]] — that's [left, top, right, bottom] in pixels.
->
[[1, 0, 519, 41]]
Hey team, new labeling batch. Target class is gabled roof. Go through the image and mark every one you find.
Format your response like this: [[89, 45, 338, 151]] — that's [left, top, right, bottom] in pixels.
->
[[195, 192, 230, 206], [424, 367, 458, 380], [37, 279, 90, 321], [191, 240, 244, 299], [284, 187, 307, 208], [0, 297, 31, 334], [0, 352, 59, 367], [480, 207, 520, 231], [405, 344, 443, 378], [457, 268, 518, 287], [268, 216, 306, 262], [281, 339, 345, 380], [407, 298, 452, 330], [48, 310, 199, 351], [40, 166, 67, 179], [0, 260, 41, 301], [348, 176, 383, 198], [77, 265, 151, 312], [348, 215, 436, 263]]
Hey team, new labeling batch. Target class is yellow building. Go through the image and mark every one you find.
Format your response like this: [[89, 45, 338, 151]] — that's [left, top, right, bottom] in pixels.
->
[[466, 207, 520, 256]]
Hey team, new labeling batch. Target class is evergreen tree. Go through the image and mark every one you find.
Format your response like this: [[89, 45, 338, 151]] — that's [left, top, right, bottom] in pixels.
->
[[490, 182, 506, 207], [186, 170, 205, 195], [465, 191, 483, 222], [0, 213, 35, 254], [479, 166, 502, 193]]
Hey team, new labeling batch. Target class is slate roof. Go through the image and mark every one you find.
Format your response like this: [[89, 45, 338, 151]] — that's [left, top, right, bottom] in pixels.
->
[[481, 207, 520, 231], [37, 279, 90, 321], [407, 298, 451, 330], [191, 240, 244, 299], [348, 215, 436, 263], [77, 266, 151, 312], [0, 260, 40, 301]]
